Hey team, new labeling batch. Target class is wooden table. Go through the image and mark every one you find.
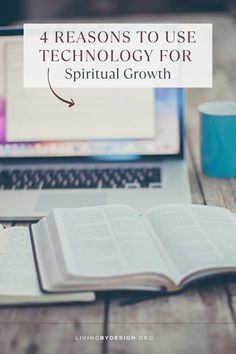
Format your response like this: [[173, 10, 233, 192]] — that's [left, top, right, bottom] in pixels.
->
[[2, 13, 236, 354]]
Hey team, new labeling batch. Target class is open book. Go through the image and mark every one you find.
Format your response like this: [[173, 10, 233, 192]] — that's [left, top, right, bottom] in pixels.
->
[[0, 224, 94, 305], [30, 204, 236, 293]]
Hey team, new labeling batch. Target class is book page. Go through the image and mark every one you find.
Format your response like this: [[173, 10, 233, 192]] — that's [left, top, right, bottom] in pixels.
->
[[53, 205, 173, 279], [146, 205, 236, 283], [5, 41, 155, 142]]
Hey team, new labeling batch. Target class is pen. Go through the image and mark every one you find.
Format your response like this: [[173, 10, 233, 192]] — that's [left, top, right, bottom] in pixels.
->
[[119, 292, 165, 307]]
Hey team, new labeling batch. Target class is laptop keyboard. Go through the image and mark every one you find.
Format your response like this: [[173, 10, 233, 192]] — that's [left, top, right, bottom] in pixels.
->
[[0, 167, 161, 190]]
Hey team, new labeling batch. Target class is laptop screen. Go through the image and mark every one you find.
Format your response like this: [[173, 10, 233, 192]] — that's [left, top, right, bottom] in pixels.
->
[[0, 33, 181, 159]]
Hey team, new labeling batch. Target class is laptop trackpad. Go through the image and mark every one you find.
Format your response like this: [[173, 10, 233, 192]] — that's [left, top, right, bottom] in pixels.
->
[[34, 193, 107, 212]]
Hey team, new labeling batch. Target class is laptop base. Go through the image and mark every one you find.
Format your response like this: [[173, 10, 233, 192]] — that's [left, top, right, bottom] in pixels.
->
[[0, 160, 191, 221]]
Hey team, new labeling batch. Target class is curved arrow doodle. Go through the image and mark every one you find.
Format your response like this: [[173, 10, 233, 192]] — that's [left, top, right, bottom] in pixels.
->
[[47, 68, 75, 108]]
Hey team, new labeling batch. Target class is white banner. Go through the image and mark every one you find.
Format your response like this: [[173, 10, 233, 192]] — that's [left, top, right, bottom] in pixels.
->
[[24, 23, 212, 88]]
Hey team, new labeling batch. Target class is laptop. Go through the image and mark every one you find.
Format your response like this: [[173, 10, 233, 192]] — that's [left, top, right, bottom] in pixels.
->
[[0, 28, 191, 221]]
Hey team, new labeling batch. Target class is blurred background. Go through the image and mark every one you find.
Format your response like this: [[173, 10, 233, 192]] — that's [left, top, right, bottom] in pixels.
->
[[1, 0, 236, 26]]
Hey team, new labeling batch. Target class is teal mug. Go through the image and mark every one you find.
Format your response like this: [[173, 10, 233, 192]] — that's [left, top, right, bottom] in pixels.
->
[[199, 101, 236, 177]]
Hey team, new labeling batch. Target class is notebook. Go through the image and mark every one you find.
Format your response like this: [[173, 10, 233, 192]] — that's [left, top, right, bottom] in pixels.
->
[[0, 224, 94, 305]]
